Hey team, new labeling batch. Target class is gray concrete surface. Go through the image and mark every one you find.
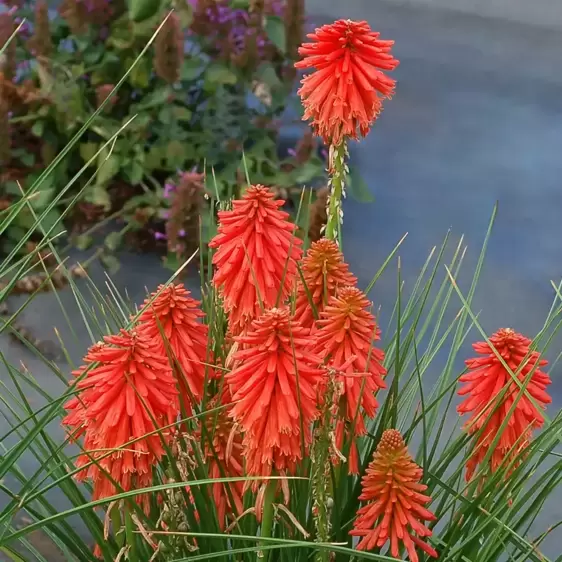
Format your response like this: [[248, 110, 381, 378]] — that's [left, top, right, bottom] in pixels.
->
[[358, 0, 562, 30], [2, 0, 562, 558]]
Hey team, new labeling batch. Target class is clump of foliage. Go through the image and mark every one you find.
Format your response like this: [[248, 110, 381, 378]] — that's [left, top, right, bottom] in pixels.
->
[[0, 0, 326, 270]]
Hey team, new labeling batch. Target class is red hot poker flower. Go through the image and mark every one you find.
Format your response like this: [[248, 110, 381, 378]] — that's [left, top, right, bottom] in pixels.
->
[[62, 329, 179, 511], [295, 19, 399, 145], [227, 308, 323, 479], [314, 286, 386, 472], [350, 429, 437, 562], [137, 283, 213, 410], [294, 238, 357, 331], [209, 185, 303, 335], [458, 328, 551, 481]]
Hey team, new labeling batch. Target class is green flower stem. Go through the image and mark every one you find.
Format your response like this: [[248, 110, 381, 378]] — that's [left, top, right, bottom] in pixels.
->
[[312, 374, 336, 562], [325, 141, 348, 243], [258, 479, 278, 561]]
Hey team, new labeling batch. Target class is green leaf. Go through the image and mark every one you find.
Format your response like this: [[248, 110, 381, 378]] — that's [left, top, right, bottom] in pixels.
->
[[349, 169, 375, 203], [145, 145, 165, 170], [96, 153, 121, 186], [164, 251, 181, 271], [173, 106, 192, 122], [229, 0, 249, 7], [129, 58, 151, 89], [128, 0, 161, 22], [104, 232, 122, 252], [74, 233, 93, 250], [19, 152, 35, 167], [80, 142, 99, 164], [181, 58, 204, 81], [265, 15, 286, 54], [100, 253, 120, 274], [30, 186, 55, 211], [88, 185, 112, 210], [255, 62, 282, 90], [293, 161, 322, 184], [38, 208, 65, 236], [165, 140, 187, 168], [205, 62, 238, 86], [31, 121, 45, 137], [126, 160, 145, 185]]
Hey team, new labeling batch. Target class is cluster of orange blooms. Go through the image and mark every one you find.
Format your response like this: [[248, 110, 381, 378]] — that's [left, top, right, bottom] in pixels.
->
[[62, 17, 552, 562]]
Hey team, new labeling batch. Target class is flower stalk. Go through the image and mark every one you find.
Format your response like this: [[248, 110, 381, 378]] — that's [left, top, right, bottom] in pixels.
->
[[325, 142, 348, 243], [258, 479, 277, 561]]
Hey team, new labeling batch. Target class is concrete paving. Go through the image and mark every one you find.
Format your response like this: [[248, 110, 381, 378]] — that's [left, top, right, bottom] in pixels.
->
[[2, 0, 562, 558]]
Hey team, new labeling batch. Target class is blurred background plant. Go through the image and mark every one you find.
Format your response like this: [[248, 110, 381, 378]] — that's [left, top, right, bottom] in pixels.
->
[[0, 0, 328, 271]]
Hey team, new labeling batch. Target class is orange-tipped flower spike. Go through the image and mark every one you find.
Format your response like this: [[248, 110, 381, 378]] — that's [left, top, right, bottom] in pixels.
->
[[294, 238, 357, 331], [62, 329, 179, 511], [458, 328, 551, 482], [209, 185, 303, 336], [314, 286, 386, 472], [137, 283, 213, 411], [350, 429, 437, 562], [295, 19, 399, 145], [227, 308, 323, 480]]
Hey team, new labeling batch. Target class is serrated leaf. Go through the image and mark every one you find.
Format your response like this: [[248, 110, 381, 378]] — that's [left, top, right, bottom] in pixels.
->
[[348, 169, 375, 203], [104, 232, 122, 252], [74, 233, 93, 251], [265, 15, 286, 54]]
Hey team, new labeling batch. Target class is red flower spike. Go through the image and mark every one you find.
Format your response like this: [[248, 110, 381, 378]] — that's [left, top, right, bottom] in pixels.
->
[[294, 238, 357, 331], [314, 286, 386, 472], [295, 19, 399, 145], [62, 329, 179, 511], [458, 328, 552, 482], [227, 308, 323, 480], [209, 185, 303, 335], [137, 283, 213, 410], [350, 429, 438, 562]]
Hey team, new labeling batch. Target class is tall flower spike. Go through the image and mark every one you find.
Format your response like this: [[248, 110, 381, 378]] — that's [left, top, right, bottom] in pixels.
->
[[294, 238, 357, 331], [458, 328, 551, 482], [29, 1, 52, 58], [227, 308, 323, 480], [314, 286, 386, 472], [62, 329, 179, 511], [350, 430, 437, 561], [295, 19, 399, 146], [209, 185, 303, 335], [137, 283, 213, 412], [154, 12, 184, 84]]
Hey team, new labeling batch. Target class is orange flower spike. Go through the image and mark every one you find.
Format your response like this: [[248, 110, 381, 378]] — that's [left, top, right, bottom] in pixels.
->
[[63, 329, 179, 510], [295, 19, 399, 145], [294, 238, 357, 331], [350, 430, 437, 562], [137, 283, 213, 409], [209, 185, 303, 335], [226, 308, 324, 478], [458, 328, 551, 481], [315, 286, 386, 422]]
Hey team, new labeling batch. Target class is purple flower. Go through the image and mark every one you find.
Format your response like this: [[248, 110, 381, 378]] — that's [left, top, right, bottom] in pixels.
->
[[154, 232, 167, 240], [163, 183, 175, 198]]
